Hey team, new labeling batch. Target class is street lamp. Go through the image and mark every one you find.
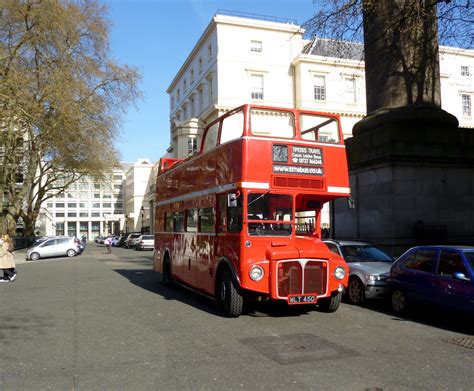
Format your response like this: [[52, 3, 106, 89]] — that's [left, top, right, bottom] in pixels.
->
[[140, 206, 145, 233]]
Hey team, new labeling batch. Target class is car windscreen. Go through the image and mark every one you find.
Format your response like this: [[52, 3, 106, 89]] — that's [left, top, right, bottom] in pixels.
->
[[142, 235, 153, 240], [341, 245, 393, 263]]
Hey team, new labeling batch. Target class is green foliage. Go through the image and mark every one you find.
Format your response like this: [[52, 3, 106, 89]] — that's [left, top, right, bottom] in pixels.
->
[[0, 0, 142, 235]]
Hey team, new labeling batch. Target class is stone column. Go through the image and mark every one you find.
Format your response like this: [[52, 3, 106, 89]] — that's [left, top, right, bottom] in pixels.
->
[[335, 0, 474, 253]]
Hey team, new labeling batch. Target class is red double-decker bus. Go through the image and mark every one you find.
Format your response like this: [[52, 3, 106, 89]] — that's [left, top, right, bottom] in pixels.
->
[[154, 104, 350, 317]]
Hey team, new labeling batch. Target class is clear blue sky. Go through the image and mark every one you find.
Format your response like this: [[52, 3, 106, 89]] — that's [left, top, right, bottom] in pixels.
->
[[106, 0, 317, 163]]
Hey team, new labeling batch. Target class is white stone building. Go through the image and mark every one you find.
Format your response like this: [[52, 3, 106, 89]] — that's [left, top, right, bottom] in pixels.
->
[[165, 11, 474, 227], [167, 11, 474, 158], [123, 158, 154, 233]]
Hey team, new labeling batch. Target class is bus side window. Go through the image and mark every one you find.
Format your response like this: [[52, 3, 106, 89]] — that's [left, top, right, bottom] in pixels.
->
[[186, 209, 198, 232], [199, 207, 215, 233], [220, 111, 244, 144], [175, 211, 185, 232], [217, 195, 227, 233], [202, 123, 219, 153], [227, 193, 242, 233], [164, 212, 173, 232]]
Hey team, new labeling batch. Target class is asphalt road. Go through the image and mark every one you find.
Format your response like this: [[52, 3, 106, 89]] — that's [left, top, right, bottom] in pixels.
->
[[0, 244, 473, 391]]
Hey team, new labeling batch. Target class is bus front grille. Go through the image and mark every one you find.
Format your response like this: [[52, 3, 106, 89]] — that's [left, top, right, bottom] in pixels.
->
[[277, 260, 328, 298]]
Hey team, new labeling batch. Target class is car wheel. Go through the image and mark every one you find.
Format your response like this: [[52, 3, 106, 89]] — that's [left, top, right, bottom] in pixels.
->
[[162, 256, 172, 286], [391, 289, 407, 313], [67, 249, 77, 257], [318, 291, 342, 313], [347, 278, 365, 305], [30, 252, 40, 261], [217, 266, 243, 318]]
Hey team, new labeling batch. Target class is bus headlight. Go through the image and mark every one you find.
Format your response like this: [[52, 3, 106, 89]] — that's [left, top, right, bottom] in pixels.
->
[[249, 265, 264, 281], [334, 266, 346, 280]]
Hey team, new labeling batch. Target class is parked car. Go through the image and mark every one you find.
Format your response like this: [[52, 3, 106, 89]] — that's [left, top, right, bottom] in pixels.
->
[[94, 235, 105, 244], [323, 239, 395, 304], [117, 235, 128, 247], [111, 235, 122, 247], [389, 245, 474, 317], [125, 233, 141, 249], [135, 235, 154, 251], [26, 236, 82, 261]]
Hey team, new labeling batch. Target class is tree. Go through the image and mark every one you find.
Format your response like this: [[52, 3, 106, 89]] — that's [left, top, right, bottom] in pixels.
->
[[0, 0, 141, 236], [303, 0, 473, 112]]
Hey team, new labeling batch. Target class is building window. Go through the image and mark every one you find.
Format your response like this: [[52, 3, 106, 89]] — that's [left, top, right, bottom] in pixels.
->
[[91, 212, 100, 217], [208, 44, 212, 61], [250, 74, 264, 100], [94, 184, 100, 190], [80, 212, 89, 217], [462, 94, 472, 117], [344, 77, 357, 103], [188, 137, 197, 155], [250, 40, 263, 53], [183, 79, 187, 92], [314, 75, 326, 101], [113, 175, 122, 180], [68, 202, 77, 208], [461, 66, 470, 76], [103, 203, 112, 208], [190, 96, 195, 117], [93, 193, 100, 199], [198, 57, 202, 73], [68, 212, 77, 217], [176, 89, 180, 102], [56, 223, 64, 235], [183, 103, 188, 119], [92, 202, 100, 208], [114, 184, 122, 190], [56, 202, 65, 208], [171, 96, 174, 109], [198, 86, 204, 112], [56, 212, 65, 217], [190, 69, 194, 84], [207, 75, 213, 105]]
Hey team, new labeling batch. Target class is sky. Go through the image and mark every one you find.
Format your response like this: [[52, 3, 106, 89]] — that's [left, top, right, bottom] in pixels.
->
[[106, 0, 317, 163]]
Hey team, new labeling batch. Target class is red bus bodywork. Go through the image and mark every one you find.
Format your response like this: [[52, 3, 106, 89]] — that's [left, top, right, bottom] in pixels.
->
[[154, 105, 349, 316]]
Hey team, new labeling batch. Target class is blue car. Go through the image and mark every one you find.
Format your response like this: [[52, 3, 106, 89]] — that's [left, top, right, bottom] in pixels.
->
[[389, 245, 474, 317]]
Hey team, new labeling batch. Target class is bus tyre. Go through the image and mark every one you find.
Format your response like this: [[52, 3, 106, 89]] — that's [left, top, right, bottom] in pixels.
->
[[318, 291, 342, 313], [162, 257, 172, 286], [218, 267, 243, 318]]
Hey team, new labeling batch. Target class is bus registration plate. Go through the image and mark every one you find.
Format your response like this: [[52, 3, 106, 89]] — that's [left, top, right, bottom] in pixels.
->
[[287, 295, 317, 304]]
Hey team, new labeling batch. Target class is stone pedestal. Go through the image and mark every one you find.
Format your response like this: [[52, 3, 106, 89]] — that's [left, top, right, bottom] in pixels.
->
[[334, 106, 474, 254]]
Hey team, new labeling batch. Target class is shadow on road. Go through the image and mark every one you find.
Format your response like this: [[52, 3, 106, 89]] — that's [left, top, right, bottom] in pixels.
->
[[353, 298, 474, 335], [113, 268, 223, 317], [113, 268, 320, 318]]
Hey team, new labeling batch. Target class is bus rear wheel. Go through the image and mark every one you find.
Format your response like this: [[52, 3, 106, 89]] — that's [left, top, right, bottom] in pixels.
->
[[217, 267, 243, 318]]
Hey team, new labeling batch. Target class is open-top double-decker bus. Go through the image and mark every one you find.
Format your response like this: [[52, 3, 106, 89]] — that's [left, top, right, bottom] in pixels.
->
[[154, 104, 350, 317]]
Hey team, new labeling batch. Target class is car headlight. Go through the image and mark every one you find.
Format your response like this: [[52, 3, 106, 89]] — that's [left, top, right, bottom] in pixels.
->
[[334, 266, 346, 280], [249, 265, 264, 281], [366, 274, 387, 282]]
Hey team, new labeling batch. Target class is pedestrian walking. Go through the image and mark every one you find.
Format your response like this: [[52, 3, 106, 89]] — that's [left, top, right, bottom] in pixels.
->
[[0, 234, 17, 282], [104, 236, 112, 254]]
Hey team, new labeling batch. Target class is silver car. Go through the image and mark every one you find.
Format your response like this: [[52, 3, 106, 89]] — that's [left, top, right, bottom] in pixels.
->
[[323, 240, 395, 305], [135, 235, 154, 251], [26, 236, 81, 261]]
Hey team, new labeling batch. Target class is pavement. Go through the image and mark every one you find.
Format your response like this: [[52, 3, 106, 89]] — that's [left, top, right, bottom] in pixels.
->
[[12, 248, 27, 265]]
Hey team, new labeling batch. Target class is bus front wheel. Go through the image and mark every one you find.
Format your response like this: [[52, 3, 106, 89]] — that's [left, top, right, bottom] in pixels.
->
[[217, 267, 243, 318]]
